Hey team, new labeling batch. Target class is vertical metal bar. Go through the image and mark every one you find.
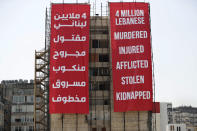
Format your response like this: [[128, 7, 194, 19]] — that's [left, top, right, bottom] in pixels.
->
[[62, 114, 64, 131], [123, 112, 125, 131], [100, 2, 106, 129], [89, 6, 92, 131], [76, 114, 78, 131], [93, 2, 97, 129], [46, 7, 50, 131], [34, 51, 37, 131], [138, 111, 140, 131], [148, 2, 156, 131], [107, 2, 112, 131]]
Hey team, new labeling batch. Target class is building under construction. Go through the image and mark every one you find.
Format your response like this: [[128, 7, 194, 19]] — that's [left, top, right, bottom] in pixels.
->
[[34, 2, 154, 131]]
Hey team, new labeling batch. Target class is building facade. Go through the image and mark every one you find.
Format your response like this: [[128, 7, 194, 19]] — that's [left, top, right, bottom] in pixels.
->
[[0, 101, 4, 131], [152, 102, 173, 131], [160, 102, 173, 131], [166, 124, 186, 131], [173, 106, 197, 128], [1, 80, 34, 131], [49, 16, 152, 131]]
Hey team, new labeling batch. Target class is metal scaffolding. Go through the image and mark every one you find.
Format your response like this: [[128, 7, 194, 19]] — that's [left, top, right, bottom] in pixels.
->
[[34, 8, 51, 131]]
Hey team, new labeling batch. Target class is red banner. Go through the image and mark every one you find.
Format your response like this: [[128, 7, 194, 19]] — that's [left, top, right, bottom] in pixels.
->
[[49, 4, 90, 114], [110, 2, 153, 112]]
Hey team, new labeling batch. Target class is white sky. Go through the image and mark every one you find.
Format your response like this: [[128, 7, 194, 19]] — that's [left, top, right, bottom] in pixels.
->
[[0, 0, 197, 107]]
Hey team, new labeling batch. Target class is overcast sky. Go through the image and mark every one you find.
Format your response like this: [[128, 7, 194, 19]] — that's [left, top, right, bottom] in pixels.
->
[[0, 0, 197, 107]]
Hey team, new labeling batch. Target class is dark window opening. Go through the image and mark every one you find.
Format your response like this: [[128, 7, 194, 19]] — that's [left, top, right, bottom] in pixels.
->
[[15, 118, 21, 122], [102, 127, 106, 131], [90, 68, 98, 76], [99, 81, 110, 90], [104, 100, 109, 105], [99, 54, 109, 62], [92, 40, 99, 48], [92, 128, 97, 131]]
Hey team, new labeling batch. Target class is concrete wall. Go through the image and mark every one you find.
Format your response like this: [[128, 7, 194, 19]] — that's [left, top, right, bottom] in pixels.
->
[[152, 113, 161, 131], [160, 103, 172, 131]]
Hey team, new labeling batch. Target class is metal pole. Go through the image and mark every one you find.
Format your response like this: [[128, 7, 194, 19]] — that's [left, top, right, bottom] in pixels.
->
[[138, 111, 140, 131], [76, 114, 78, 131], [62, 114, 64, 131], [34, 51, 37, 131], [123, 112, 125, 131]]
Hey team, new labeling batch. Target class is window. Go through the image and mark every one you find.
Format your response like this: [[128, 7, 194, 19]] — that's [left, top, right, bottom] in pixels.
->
[[15, 106, 22, 112], [15, 118, 21, 122], [92, 40, 99, 48], [104, 100, 109, 105], [90, 99, 109, 105], [15, 126, 23, 131], [92, 128, 97, 131], [26, 96, 34, 103], [24, 89, 33, 95], [29, 126, 33, 131], [99, 68, 109, 76], [92, 39, 108, 48], [90, 81, 110, 91], [36, 97, 41, 103], [90, 68, 109, 76], [90, 82, 99, 90], [26, 116, 34, 122], [99, 54, 109, 62], [99, 40, 108, 48], [90, 68, 99, 76], [170, 125, 174, 131], [99, 81, 110, 90], [102, 128, 106, 131], [13, 96, 25, 103], [26, 105, 34, 112]]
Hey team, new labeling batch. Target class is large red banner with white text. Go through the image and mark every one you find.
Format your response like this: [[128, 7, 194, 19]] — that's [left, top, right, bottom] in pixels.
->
[[49, 4, 90, 114], [110, 2, 153, 112]]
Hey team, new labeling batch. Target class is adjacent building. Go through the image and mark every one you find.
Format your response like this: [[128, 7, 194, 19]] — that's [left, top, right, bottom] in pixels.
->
[[152, 102, 173, 131], [0, 101, 4, 131], [166, 124, 186, 131], [173, 106, 197, 128], [1, 80, 34, 131]]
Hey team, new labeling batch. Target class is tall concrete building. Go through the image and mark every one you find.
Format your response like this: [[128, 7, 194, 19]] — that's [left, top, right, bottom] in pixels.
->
[[41, 16, 152, 131], [34, 3, 154, 131], [1, 80, 34, 131]]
